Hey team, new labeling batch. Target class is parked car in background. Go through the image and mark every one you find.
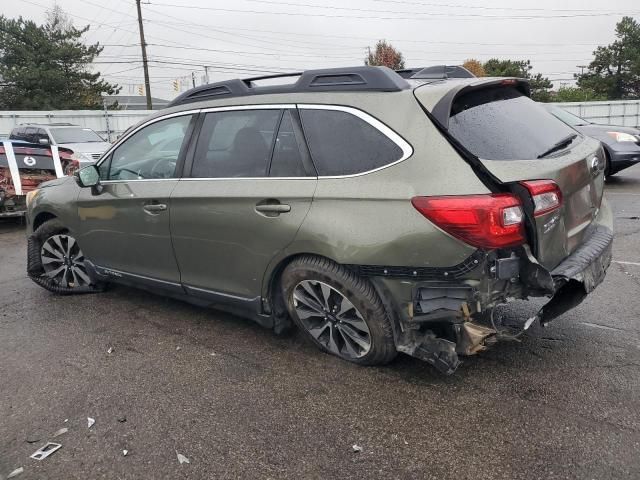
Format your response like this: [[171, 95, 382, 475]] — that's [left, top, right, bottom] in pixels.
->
[[0, 140, 76, 217], [9, 123, 111, 165], [25, 66, 612, 374], [542, 104, 640, 179]]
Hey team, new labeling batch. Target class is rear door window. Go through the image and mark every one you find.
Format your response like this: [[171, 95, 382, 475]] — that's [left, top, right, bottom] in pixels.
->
[[299, 108, 404, 176], [191, 109, 281, 178], [448, 86, 578, 160]]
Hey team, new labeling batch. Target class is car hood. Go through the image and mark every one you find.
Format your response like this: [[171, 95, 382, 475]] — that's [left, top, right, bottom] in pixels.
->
[[58, 142, 111, 153], [39, 175, 75, 189]]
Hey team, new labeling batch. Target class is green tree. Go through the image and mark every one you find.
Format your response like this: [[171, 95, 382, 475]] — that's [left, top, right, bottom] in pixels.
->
[[483, 58, 554, 102], [551, 86, 607, 102], [576, 16, 640, 100], [365, 40, 405, 70], [0, 9, 119, 110]]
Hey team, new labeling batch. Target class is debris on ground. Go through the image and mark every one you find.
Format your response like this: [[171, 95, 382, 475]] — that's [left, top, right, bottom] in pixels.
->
[[7, 467, 24, 478], [53, 427, 68, 437], [210, 352, 216, 356], [117, 415, 127, 423], [30, 443, 62, 460], [25, 435, 41, 444], [176, 346, 181, 351], [107, 347, 114, 354], [176, 451, 190, 464], [123, 449, 128, 456], [63, 419, 68, 423], [352, 444, 363, 453], [87, 417, 95, 429]]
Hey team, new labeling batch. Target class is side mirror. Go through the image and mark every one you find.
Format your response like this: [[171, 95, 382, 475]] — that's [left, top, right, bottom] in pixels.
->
[[38, 137, 50, 145], [75, 165, 102, 194]]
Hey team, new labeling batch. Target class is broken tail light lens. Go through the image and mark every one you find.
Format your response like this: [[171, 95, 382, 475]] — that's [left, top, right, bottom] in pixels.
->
[[520, 180, 562, 216], [411, 194, 526, 249]]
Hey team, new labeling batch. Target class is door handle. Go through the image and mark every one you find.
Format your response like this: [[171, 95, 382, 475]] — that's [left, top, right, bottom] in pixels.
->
[[255, 201, 291, 217], [255, 204, 291, 213], [143, 203, 167, 213]]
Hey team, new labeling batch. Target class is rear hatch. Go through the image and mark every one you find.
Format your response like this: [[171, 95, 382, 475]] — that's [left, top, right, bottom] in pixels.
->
[[415, 80, 605, 270]]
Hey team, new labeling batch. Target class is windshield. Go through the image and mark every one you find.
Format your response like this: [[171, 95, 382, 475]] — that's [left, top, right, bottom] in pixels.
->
[[545, 106, 589, 127], [448, 87, 578, 160], [50, 127, 104, 143]]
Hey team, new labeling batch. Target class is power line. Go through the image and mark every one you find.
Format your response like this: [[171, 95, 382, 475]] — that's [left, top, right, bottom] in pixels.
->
[[147, 1, 639, 20]]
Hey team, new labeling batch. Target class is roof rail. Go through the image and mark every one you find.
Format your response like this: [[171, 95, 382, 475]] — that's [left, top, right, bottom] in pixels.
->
[[167, 66, 410, 107], [408, 65, 476, 80]]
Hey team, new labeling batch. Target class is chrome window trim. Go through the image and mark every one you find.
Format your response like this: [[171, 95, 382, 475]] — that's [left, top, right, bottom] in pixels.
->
[[297, 103, 414, 179], [96, 103, 413, 183]]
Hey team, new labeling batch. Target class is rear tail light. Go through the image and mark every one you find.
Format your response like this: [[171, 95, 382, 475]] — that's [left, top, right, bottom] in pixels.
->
[[520, 180, 562, 216], [411, 194, 526, 249]]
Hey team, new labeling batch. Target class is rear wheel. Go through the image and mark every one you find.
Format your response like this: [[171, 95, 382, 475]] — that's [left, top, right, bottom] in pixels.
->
[[28, 219, 103, 294], [281, 256, 397, 365]]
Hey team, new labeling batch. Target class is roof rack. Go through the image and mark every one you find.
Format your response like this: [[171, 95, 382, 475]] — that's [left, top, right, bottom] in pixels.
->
[[168, 66, 410, 107], [407, 65, 476, 80]]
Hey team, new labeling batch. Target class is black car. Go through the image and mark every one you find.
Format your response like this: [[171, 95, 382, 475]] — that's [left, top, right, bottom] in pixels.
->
[[543, 104, 640, 178]]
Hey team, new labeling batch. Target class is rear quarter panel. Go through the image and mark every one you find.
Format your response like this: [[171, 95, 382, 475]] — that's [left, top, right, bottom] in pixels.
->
[[265, 91, 488, 282]]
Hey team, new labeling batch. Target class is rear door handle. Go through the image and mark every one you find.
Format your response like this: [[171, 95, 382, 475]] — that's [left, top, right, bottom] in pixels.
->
[[143, 203, 167, 213], [255, 204, 291, 213]]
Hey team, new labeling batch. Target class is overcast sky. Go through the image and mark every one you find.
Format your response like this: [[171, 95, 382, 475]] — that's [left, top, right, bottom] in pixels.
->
[[4, 0, 640, 101]]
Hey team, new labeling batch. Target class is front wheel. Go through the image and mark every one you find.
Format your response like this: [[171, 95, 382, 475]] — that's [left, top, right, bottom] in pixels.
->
[[28, 219, 104, 294], [281, 256, 397, 365]]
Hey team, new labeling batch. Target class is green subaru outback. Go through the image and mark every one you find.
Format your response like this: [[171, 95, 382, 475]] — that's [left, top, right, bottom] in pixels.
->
[[25, 66, 612, 374]]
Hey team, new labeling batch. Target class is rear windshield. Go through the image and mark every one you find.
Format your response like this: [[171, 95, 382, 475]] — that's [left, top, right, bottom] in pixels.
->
[[448, 87, 578, 160], [50, 127, 104, 143]]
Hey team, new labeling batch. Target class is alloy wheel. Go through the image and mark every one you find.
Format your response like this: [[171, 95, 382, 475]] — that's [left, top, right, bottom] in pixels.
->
[[292, 280, 372, 359], [40, 234, 91, 288]]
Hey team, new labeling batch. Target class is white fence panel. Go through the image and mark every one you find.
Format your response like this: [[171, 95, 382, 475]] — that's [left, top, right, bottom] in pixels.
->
[[0, 110, 153, 142], [553, 100, 640, 128]]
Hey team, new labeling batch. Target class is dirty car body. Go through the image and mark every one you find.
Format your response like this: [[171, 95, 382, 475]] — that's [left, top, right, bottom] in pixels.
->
[[25, 67, 612, 374]]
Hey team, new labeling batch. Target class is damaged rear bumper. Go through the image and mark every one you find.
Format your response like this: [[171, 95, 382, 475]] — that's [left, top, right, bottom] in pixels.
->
[[371, 220, 613, 375], [533, 225, 612, 326]]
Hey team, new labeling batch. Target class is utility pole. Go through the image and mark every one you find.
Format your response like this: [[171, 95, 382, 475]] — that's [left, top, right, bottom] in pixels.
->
[[204, 65, 210, 84], [136, 0, 152, 110], [191, 71, 196, 88]]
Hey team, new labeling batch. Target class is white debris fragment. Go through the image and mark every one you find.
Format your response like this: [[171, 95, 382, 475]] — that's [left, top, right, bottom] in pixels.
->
[[107, 347, 114, 354], [403, 439, 409, 445], [87, 417, 95, 429], [8, 467, 24, 478], [176, 451, 190, 464], [30, 443, 62, 460], [176, 346, 181, 351], [53, 427, 68, 437], [63, 419, 68, 423], [210, 352, 216, 356], [352, 444, 363, 453], [123, 449, 128, 456]]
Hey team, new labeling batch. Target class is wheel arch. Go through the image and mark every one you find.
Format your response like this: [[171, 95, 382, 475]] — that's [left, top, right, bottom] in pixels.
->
[[263, 251, 402, 343], [32, 211, 58, 232]]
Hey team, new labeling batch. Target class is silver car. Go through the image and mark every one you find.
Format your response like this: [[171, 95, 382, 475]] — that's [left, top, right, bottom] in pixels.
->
[[9, 123, 111, 164]]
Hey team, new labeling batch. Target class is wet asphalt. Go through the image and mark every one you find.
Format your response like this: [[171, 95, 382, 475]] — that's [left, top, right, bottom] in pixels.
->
[[1, 168, 640, 480]]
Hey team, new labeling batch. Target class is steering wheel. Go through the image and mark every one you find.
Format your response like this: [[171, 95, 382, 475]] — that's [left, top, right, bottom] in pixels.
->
[[150, 157, 177, 178]]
